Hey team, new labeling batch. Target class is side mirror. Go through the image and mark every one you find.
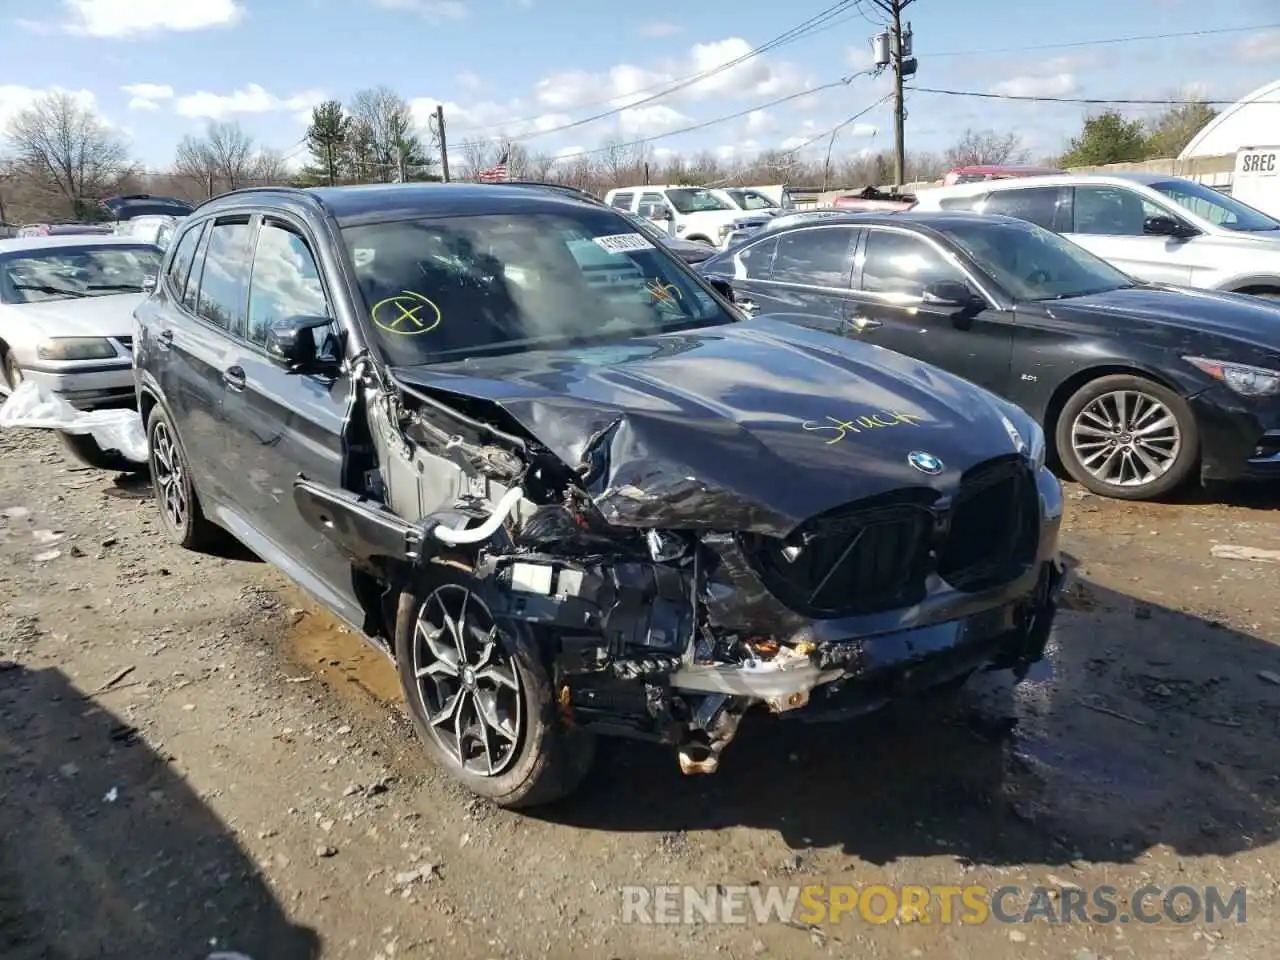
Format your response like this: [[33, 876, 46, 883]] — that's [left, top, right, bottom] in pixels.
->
[[265, 315, 337, 372], [705, 277, 734, 300], [922, 279, 979, 307], [650, 207, 673, 221], [140, 275, 157, 294], [1144, 215, 1196, 239]]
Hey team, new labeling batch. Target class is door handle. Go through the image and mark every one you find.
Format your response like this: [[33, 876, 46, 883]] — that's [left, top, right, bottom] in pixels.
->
[[736, 298, 760, 315], [221, 365, 246, 391]]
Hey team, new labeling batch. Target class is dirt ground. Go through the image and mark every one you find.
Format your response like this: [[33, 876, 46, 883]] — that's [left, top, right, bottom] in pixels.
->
[[1, 426, 1278, 960]]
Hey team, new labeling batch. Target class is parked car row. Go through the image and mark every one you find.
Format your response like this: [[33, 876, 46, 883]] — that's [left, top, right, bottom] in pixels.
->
[[7, 178, 1275, 812]]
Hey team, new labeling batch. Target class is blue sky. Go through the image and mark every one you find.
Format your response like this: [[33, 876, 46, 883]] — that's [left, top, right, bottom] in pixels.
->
[[1, 0, 1277, 173]]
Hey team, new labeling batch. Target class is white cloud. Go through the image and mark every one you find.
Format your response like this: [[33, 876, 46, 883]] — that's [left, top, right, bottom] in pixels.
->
[[553, 145, 584, 160], [174, 83, 326, 121], [0, 85, 99, 134], [990, 73, 1077, 98], [744, 110, 778, 136], [1239, 30, 1280, 61], [845, 43, 877, 71], [533, 35, 810, 113], [618, 104, 689, 137], [62, 0, 245, 38], [369, 0, 467, 18], [122, 82, 174, 112], [639, 21, 681, 38], [456, 70, 483, 91]]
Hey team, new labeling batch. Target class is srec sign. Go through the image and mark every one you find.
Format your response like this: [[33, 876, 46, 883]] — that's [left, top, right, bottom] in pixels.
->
[[1240, 151, 1277, 175]]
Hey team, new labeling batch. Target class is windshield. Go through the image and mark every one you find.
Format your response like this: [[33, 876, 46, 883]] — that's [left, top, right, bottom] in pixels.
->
[[0, 244, 161, 303], [342, 209, 732, 366], [1149, 179, 1280, 232], [725, 190, 777, 210], [939, 219, 1134, 301], [665, 188, 731, 214]]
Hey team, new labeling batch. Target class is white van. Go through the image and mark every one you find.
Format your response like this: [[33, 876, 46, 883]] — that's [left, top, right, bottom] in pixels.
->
[[912, 172, 1280, 299], [602, 185, 744, 249]]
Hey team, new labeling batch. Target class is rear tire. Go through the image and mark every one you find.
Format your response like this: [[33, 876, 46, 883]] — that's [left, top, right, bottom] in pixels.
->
[[58, 431, 145, 474], [1055, 374, 1198, 500], [394, 571, 595, 808], [146, 404, 219, 550]]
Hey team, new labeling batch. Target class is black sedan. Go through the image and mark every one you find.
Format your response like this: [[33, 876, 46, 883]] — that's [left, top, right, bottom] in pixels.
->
[[698, 211, 1280, 500]]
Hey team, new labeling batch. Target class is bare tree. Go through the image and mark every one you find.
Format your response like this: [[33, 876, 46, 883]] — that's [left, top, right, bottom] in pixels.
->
[[457, 136, 499, 180], [526, 152, 557, 181], [250, 149, 291, 184], [174, 122, 261, 196], [943, 128, 1028, 169], [4, 91, 134, 220], [348, 86, 431, 182]]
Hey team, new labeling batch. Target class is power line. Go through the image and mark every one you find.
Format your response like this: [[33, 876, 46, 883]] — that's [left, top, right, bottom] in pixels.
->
[[909, 86, 1280, 106], [550, 74, 884, 160], [783, 92, 895, 154], [927, 22, 1280, 58], [456, 0, 861, 137], [452, 0, 862, 145]]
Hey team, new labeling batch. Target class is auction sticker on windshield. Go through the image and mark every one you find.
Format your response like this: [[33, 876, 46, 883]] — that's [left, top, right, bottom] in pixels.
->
[[593, 233, 654, 254]]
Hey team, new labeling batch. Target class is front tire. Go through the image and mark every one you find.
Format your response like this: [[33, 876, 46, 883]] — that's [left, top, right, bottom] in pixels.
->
[[146, 404, 218, 549], [1055, 373, 1198, 500], [58, 431, 144, 474], [394, 573, 595, 808]]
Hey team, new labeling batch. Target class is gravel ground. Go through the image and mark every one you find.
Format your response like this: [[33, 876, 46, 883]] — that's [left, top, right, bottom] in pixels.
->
[[1, 426, 1278, 960]]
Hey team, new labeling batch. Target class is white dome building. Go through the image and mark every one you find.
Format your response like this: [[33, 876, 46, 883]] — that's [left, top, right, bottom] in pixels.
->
[[1179, 78, 1280, 159]]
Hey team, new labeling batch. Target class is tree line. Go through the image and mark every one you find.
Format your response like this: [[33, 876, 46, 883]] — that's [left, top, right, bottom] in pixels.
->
[[0, 88, 1219, 226]]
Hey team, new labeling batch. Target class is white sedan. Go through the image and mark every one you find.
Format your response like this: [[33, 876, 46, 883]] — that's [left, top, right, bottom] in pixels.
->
[[0, 234, 161, 470]]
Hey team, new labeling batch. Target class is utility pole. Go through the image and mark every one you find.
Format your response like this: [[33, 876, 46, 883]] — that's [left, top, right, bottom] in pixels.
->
[[434, 104, 451, 182], [870, 0, 917, 187]]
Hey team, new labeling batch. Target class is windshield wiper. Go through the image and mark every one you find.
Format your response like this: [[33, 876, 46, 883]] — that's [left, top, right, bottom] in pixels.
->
[[86, 283, 144, 292], [12, 282, 86, 298]]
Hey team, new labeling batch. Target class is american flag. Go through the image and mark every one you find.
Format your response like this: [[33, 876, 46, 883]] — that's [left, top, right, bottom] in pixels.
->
[[478, 150, 509, 182]]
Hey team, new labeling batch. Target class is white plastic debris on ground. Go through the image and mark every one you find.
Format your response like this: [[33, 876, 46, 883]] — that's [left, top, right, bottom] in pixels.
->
[[0, 380, 147, 463]]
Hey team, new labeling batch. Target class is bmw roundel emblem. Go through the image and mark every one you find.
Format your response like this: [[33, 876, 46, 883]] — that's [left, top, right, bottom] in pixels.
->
[[908, 451, 944, 475]]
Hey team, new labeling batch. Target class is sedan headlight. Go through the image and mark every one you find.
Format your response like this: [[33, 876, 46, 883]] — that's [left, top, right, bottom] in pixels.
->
[[37, 337, 119, 361], [1184, 356, 1280, 397]]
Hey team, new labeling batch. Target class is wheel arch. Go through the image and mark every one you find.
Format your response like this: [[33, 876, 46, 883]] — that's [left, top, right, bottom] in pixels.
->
[[1041, 364, 1188, 462]]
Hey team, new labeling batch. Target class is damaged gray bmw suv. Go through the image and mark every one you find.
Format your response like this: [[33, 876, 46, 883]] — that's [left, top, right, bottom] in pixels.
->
[[133, 183, 1065, 808]]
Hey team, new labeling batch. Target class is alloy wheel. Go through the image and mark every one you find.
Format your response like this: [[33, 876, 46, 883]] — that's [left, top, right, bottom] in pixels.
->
[[150, 420, 188, 530], [1070, 389, 1181, 488], [412, 584, 523, 777]]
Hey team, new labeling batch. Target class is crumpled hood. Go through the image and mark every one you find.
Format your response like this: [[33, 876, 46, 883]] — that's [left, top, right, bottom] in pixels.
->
[[11, 292, 144, 339], [392, 317, 1029, 536]]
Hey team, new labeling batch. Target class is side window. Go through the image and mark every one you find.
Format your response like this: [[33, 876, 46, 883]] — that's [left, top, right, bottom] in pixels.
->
[[637, 192, 667, 218], [195, 220, 253, 330], [165, 221, 204, 301], [728, 236, 777, 280], [610, 192, 634, 210], [979, 188, 1067, 231], [771, 227, 857, 287], [860, 230, 967, 299], [740, 192, 773, 210], [246, 223, 332, 347], [183, 222, 213, 313], [1072, 186, 1165, 236]]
